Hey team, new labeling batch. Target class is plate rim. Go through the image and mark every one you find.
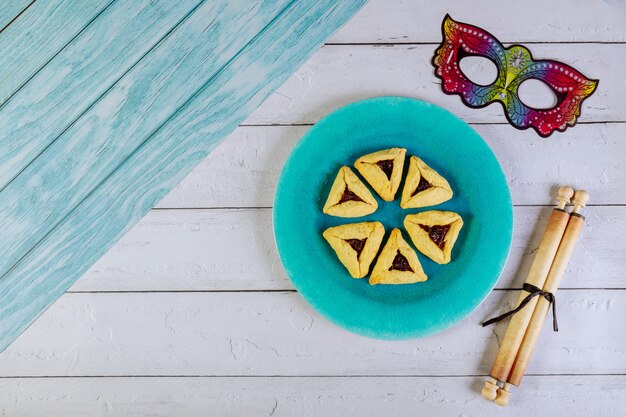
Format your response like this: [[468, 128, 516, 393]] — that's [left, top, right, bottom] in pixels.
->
[[273, 96, 513, 339]]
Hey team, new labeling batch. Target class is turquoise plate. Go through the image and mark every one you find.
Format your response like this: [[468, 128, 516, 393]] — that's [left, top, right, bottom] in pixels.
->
[[273, 97, 512, 339]]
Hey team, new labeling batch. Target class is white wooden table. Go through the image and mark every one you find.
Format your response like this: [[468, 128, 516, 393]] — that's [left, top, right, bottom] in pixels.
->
[[2, 1, 625, 415]]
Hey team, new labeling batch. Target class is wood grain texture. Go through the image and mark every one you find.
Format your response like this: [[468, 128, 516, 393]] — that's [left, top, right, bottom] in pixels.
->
[[0, 0, 291, 281], [244, 44, 619, 125], [0, 0, 203, 190], [0, 0, 112, 106], [2, 0, 624, 414], [0, 291, 623, 376], [1, 376, 625, 417], [157, 123, 626, 208], [0, 0, 32, 32], [73, 206, 625, 292], [328, 0, 626, 43], [0, 0, 366, 352]]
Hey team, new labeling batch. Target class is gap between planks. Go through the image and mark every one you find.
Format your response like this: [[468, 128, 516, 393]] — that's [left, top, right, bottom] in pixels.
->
[[324, 41, 626, 46], [0, 0, 118, 109], [1, 373, 624, 379], [148, 204, 626, 210], [62, 288, 626, 294], [4, 4, 624, 47], [238, 121, 626, 127], [0, 0, 34, 35]]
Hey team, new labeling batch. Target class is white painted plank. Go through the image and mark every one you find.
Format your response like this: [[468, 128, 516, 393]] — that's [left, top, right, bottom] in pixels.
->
[[1, 376, 624, 417], [329, 0, 626, 43], [75, 206, 624, 292], [0, 1, 31, 31], [157, 123, 626, 208], [0, 290, 623, 376], [0, 0, 203, 189], [244, 44, 619, 125], [0, 0, 112, 105], [78, 209, 287, 292], [0, 1, 620, 410]]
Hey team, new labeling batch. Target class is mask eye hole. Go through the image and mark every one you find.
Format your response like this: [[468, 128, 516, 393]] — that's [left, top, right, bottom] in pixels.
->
[[518, 79, 559, 109], [459, 56, 498, 86]]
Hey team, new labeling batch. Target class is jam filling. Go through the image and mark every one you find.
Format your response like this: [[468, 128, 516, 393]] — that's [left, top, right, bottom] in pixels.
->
[[411, 176, 432, 196], [419, 224, 450, 249], [375, 159, 394, 180], [345, 238, 367, 258], [389, 250, 413, 272], [338, 185, 364, 204]]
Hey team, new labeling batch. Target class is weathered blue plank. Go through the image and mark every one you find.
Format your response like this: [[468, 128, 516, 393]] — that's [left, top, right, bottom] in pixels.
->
[[0, 0, 365, 351], [0, 0, 113, 106], [0, 0, 291, 280], [0, 0, 203, 190], [0, 1, 32, 32]]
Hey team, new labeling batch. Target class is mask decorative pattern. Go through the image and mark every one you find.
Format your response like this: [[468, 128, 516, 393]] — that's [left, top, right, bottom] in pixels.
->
[[432, 15, 599, 137]]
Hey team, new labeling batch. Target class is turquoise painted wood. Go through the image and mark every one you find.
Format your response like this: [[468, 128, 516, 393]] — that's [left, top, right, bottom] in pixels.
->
[[0, 0, 291, 279], [0, 0, 366, 351], [0, 0, 203, 189], [0, 1, 31, 31], [0, 0, 112, 106]]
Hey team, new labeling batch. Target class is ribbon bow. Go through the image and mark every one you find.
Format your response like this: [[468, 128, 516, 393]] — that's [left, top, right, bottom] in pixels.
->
[[482, 283, 558, 332]]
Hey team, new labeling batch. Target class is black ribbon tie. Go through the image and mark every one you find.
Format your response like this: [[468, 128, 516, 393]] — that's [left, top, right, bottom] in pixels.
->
[[482, 283, 558, 332]]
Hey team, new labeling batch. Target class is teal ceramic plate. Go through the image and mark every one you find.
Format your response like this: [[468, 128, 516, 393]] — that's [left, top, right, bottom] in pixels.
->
[[274, 97, 512, 339]]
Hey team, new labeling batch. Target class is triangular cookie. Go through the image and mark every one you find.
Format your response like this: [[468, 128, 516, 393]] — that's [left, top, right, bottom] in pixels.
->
[[404, 211, 463, 264], [354, 148, 406, 201], [369, 228, 427, 285], [400, 156, 453, 208], [323, 166, 377, 217], [323, 222, 385, 278]]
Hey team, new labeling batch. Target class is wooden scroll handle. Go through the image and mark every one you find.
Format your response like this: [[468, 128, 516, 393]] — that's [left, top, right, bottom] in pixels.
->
[[506, 190, 589, 388], [482, 186, 573, 402]]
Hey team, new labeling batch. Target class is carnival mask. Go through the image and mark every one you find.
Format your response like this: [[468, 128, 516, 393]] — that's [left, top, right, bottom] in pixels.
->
[[432, 15, 598, 137]]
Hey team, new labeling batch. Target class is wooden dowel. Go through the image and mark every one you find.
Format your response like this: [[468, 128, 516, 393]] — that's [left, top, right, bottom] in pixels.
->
[[506, 190, 589, 389], [482, 187, 573, 401], [495, 382, 511, 406], [481, 377, 499, 400]]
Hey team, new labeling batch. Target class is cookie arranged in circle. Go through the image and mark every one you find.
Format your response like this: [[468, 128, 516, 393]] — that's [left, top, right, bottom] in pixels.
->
[[370, 228, 427, 285], [404, 211, 464, 264], [321, 149, 464, 284], [322, 166, 377, 217], [401, 156, 453, 209], [354, 148, 406, 202], [323, 222, 385, 278]]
